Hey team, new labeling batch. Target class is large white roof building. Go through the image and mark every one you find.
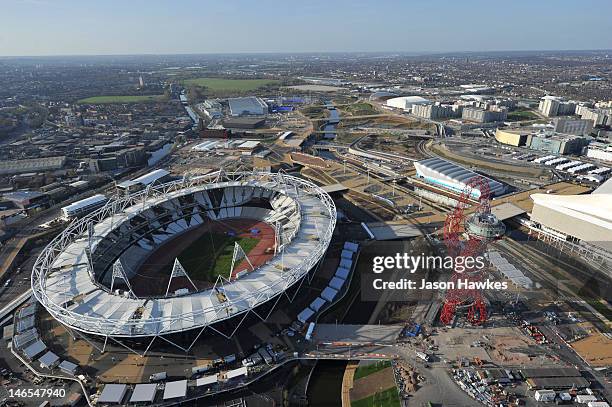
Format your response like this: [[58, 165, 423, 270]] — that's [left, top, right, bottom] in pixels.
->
[[61, 194, 108, 219], [414, 157, 506, 198], [386, 96, 430, 111], [530, 192, 612, 251], [228, 97, 268, 116]]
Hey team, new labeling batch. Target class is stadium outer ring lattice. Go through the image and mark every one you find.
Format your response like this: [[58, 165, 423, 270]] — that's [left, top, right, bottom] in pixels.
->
[[31, 170, 336, 351]]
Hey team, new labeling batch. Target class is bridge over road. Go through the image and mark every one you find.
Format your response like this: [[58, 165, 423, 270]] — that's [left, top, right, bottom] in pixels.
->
[[309, 323, 404, 346]]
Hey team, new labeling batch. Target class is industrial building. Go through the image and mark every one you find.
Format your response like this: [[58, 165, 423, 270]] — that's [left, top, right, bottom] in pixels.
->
[[61, 194, 108, 219], [227, 97, 268, 116], [116, 169, 172, 193], [222, 117, 266, 129], [0, 156, 66, 175], [2, 191, 49, 211], [191, 139, 262, 153], [385, 96, 430, 111], [199, 100, 223, 119], [587, 142, 612, 163], [414, 157, 506, 198], [529, 132, 588, 155]]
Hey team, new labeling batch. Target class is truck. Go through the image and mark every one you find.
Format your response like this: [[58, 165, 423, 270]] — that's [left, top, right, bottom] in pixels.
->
[[258, 347, 274, 365], [191, 364, 213, 377], [149, 372, 167, 382], [242, 353, 263, 367], [416, 351, 430, 362], [534, 389, 555, 402]]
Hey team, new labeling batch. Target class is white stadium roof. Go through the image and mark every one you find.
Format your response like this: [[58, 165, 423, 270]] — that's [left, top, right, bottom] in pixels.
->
[[32, 172, 336, 338]]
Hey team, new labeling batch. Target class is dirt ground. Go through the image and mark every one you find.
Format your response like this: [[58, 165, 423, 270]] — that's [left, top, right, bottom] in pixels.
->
[[571, 333, 612, 367], [350, 367, 396, 401], [433, 326, 542, 366], [130, 218, 275, 296]]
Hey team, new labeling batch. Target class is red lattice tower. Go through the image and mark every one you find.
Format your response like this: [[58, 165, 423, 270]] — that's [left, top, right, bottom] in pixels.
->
[[439, 176, 492, 326]]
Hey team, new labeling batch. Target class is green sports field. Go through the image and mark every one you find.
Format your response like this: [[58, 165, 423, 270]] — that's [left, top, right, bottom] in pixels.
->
[[182, 78, 279, 92], [354, 360, 392, 380], [77, 95, 166, 104], [351, 387, 401, 407], [172, 232, 259, 282]]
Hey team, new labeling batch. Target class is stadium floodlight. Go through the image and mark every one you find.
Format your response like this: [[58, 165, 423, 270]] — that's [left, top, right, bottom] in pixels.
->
[[230, 241, 254, 277], [110, 259, 137, 299], [165, 258, 198, 296]]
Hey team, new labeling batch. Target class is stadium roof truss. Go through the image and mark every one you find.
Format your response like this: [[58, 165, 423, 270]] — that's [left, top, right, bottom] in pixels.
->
[[31, 170, 336, 356]]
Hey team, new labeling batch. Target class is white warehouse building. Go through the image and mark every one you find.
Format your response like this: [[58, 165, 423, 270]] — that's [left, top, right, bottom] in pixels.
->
[[228, 97, 268, 116], [587, 143, 612, 163], [61, 194, 108, 219], [414, 157, 506, 198], [530, 190, 612, 252], [385, 96, 430, 112]]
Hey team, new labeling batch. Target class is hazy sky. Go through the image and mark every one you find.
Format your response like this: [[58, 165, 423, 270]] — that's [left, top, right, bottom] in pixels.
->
[[1, 0, 611, 56]]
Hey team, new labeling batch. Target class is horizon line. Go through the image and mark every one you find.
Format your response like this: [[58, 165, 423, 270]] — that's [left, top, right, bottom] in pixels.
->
[[1, 48, 612, 59]]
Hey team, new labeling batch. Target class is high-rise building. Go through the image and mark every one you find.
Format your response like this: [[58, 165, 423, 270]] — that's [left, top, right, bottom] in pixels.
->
[[539, 97, 560, 117], [412, 103, 458, 120], [577, 106, 612, 126], [462, 107, 507, 123], [538, 96, 576, 117], [553, 118, 594, 135]]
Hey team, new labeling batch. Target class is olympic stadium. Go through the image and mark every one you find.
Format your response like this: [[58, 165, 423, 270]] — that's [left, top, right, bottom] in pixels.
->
[[31, 171, 336, 350]]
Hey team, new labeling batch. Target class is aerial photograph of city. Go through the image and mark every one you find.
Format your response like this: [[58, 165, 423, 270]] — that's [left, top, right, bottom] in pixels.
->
[[0, 0, 611, 406]]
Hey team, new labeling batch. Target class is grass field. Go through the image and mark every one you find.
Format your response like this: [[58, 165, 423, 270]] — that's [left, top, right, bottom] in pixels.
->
[[354, 361, 392, 380], [77, 95, 166, 104], [174, 232, 259, 281], [351, 387, 401, 407], [507, 109, 538, 121], [183, 78, 279, 92], [341, 102, 378, 116]]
